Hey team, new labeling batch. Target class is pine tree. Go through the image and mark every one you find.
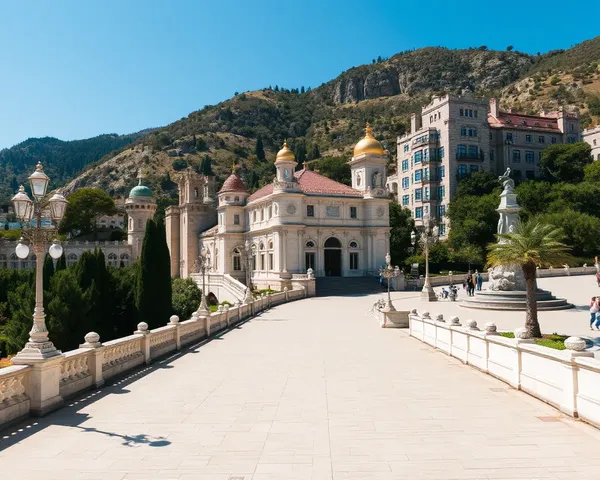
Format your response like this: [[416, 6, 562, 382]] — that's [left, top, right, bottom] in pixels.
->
[[294, 141, 306, 164], [300, 86, 305, 94], [307, 143, 321, 160], [255, 135, 266, 161]]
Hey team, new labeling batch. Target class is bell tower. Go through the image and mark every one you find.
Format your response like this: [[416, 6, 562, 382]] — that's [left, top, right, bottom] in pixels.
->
[[348, 123, 389, 197], [124, 171, 157, 260]]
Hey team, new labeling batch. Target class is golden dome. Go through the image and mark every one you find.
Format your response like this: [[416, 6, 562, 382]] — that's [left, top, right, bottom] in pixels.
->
[[353, 123, 385, 157], [275, 140, 296, 164]]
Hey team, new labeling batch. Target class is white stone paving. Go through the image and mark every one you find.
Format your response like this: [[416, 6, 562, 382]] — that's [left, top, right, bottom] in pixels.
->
[[2, 285, 600, 479]]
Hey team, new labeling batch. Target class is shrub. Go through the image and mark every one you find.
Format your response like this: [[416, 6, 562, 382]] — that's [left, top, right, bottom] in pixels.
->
[[172, 277, 202, 320]]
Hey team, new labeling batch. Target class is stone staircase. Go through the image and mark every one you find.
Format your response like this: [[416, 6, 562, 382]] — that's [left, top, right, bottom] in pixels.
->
[[316, 276, 387, 297]]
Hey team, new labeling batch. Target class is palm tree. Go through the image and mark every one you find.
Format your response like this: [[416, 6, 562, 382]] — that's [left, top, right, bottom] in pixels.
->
[[487, 220, 571, 338]]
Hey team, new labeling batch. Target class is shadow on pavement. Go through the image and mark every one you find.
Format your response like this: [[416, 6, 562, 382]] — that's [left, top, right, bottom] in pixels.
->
[[0, 313, 257, 450]]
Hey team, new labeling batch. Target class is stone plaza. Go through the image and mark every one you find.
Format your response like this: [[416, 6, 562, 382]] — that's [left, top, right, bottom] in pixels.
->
[[2, 275, 600, 479]]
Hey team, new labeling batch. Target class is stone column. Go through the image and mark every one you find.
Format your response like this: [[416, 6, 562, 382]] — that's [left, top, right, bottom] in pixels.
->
[[169, 315, 181, 350], [80, 332, 105, 388], [135, 322, 151, 364], [282, 231, 288, 273], [297, 229, 305, 273]]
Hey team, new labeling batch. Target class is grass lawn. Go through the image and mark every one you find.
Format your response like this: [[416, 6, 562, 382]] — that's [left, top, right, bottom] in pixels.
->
[[499, 332, 568, 350]]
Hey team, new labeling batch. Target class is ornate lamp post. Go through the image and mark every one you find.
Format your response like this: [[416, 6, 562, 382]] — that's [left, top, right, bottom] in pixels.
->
[[11, 163, 68, 361], [379, 253, 399, 312], [412, 215, 439, 302], [195, 247, 211, 316]]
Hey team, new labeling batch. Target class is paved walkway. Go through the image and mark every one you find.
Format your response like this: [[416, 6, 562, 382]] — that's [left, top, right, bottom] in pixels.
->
[[2, 292, 600, 479]]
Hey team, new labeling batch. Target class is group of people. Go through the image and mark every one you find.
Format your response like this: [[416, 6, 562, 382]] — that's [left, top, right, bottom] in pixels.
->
[[463, 270, 483, 297]]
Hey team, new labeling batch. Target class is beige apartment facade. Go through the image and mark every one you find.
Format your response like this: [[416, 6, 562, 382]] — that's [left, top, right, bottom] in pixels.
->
[[392, 94, 491, 236], [583, 126, 600, 162], [389, 94, 580, 237], [489, 99, 580, 179]]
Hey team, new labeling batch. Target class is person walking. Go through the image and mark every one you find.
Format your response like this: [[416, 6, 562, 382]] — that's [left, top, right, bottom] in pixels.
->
[[466, 272, 475, 297], [475, 270, 483, 291], [590, 297, 599, 330]]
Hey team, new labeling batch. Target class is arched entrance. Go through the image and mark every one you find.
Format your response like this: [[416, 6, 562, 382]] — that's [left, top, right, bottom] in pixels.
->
[[324, 237, 342, 277]]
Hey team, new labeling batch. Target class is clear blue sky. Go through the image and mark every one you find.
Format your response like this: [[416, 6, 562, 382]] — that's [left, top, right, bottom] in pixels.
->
[[0, 0, 598, 149]]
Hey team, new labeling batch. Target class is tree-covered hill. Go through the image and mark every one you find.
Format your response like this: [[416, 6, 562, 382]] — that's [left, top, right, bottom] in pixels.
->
[[7, 37, 600, 207], [0, 132, 149, 202]]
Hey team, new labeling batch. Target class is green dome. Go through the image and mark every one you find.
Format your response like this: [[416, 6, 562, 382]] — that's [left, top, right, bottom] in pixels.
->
[[129, 185, 153, 198]]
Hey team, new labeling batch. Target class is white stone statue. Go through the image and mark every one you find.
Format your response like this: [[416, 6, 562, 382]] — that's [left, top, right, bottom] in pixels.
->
[[498, 168, 515, 194], [372, 170, 382, 188]]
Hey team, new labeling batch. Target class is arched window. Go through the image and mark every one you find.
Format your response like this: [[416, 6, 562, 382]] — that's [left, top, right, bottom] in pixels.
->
[[306, 240, 315, 248], [349, 241, 359, 249], [10, 253, 18, 270], [120, 253, 130, 267], [268, 206, 272, 219], [214, 248, 219, 270], [274, 204, 278, 215], [268, 241, 274, 270], [194, 188, 199, 199], [129, 218, 133, 230], [268, 240, 273, 250], [259, 242, 265, 251], [234, 196, 239, 202], [232, 248, 242, 271], [324, 237, 342, 248], [107, 253, 118, 267], [67, 253, 78, 267]]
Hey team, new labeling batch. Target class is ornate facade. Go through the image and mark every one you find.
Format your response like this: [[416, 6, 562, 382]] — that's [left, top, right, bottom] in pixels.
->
[[0, 176, 155, 270], [166, 126, 391, 290]]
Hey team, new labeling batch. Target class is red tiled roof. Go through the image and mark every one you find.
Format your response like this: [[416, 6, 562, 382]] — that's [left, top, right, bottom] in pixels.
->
[[219, 173, 248, 194], [247, 169, 362, 203], [200, 224, 218, 237], [488, 112, 559, 132], [247, 183, 274, 202], [295, 169, 362, 197]]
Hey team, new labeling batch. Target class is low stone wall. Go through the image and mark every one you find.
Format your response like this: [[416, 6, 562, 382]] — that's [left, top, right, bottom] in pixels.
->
[[409, 310, 600, 428], [410, 266, 595, 289], [0, 286, 309, 430]]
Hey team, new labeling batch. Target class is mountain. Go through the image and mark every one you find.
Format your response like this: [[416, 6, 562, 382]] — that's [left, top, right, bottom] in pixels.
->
[[0, 131, 152, 203], [17, 38, 600, 208]]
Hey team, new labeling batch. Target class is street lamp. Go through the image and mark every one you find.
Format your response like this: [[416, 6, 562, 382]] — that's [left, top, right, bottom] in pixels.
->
[[11, 163, 67, 361], [195, 247, 210, 316], [379, 252, 399, 312], [412, 215, 439, 302]]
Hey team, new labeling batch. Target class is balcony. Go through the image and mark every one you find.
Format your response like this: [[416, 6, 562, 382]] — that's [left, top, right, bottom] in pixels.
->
[[422, 174, 441, 182], [456, 151, 485, 161]]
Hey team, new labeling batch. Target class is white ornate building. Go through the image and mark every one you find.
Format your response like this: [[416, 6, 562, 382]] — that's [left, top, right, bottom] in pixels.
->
[[0, 177, 155, 270], [166, 125, 391, 291]]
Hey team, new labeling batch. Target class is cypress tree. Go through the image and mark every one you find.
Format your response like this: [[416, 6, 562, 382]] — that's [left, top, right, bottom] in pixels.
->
[[55, 252, 67, 271], [156, 218, 173, 322], [136, 219, 158, 328], [255, 135, 265, 161], [136, 219, 173, 329], [43, 253, 54, 290]]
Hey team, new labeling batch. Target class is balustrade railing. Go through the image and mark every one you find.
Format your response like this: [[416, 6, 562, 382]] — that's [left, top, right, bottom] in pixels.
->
[[0, 285, 312, 430]]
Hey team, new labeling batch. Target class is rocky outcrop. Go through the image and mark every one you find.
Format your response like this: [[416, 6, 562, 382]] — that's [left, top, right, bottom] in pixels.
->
[[330, 49, 536, 104]]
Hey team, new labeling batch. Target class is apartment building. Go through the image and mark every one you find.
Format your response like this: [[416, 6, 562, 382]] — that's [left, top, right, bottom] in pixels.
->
[[389, 94, 580, 236], [583, 126, 600, 161], [489, 99, 580, 179], [393, 94, 491, 236]]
